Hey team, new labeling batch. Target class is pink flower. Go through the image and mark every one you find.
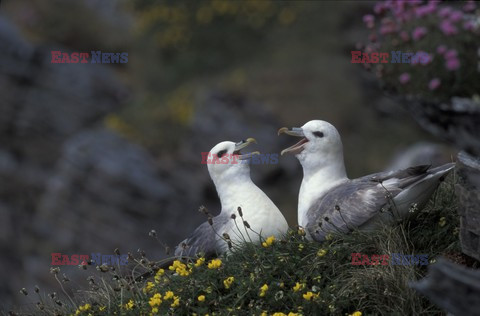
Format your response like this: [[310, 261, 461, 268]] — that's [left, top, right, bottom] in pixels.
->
[[380, 18, 397, 35], [412, 26, 427, 41], [444, 49, 458, 60], [463, 1, 476, 12], [449, 10, 463, 22], [374, 2, 387, 15], [415, 2, 437, 17], [400, 31, 410, 42], [438, 7, 452, 18], [428, 78, 441, 90], [399, 73, 411, 84], [436, 45, 447, 54], [440, 20, 458, 35], [463, 20, 475, 31], [363, 14, 375, 28], [446, 58, 460, 71]]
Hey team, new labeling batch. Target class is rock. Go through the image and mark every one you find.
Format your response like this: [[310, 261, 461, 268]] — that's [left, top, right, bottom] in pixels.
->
[[455, 152, 480, 261], [403, 97, 480, 157], [386, 142, 452, 171], [411, 258, 480, 316]]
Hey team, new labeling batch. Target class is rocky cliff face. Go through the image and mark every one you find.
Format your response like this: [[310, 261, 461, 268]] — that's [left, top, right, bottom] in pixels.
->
[[0, 17, 299, 309]]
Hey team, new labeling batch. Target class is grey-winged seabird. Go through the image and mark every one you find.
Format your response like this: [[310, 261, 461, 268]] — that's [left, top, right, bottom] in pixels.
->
[[278, 120, 454, 241], [175, 138, 289, 257]]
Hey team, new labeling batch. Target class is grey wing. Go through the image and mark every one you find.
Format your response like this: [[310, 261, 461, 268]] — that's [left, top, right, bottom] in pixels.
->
[[174, 212, 232, 259], [306, 165, 433, 242], [306, 179, 400, 242]]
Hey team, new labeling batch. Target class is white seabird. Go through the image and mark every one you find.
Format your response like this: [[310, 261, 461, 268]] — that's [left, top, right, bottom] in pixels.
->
[[175, 138, 289, 258], [278, 120, 454, 241]]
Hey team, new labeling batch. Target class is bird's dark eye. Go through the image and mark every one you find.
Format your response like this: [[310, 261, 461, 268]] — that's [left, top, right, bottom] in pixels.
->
[[313, 131, 324, 138], [217, 150, 227, 158]]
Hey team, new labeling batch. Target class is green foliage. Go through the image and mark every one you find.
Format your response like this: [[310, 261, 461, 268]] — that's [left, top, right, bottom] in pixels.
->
[[18, 177, 469, 316]]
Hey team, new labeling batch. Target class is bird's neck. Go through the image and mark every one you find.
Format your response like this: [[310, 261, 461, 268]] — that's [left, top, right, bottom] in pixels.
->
[[298, 158, 348, 227], [213, 171, 258, 213]]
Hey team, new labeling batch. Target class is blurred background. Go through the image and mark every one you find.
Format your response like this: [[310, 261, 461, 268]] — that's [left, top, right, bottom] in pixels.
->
[[0, 0, 456, 310]]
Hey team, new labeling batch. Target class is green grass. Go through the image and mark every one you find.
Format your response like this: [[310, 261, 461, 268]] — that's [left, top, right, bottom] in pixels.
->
[[16, 176, 472, 316]]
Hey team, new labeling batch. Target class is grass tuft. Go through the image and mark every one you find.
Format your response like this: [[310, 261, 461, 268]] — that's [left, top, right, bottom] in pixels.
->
[[16, 176, 476, 316]]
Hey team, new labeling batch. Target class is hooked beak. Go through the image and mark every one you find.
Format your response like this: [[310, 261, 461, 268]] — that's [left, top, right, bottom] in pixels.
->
[[234, 138, 260, 160], [278, 127, 308, 156]]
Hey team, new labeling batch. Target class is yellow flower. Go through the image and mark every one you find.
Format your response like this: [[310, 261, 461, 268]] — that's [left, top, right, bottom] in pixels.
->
[[262, 236, 275, 247], [198, 295, 205, 302], [317, 249, 328, 257], [292, 282, 305, 292], [143, 281, 155, 294], [168, 260, 191, 276], [207, 258, 222, 269], [303, 291, 315, 300], [272, 313, 287, 316], [149, 293, 162, 307], [154, 269, 165, 283], [171, 296, 180, 307], [163, 291, 174, 300], [124, 299, 134, 310], [298, 243, 304, 251], [259, 284, 269, 297], [99, 306, 106, 311], [195, 257, 205, 267], [79, 304, 91, 311], [75, 303, 91, 315], [439, 217, 446, 227], [325, 234, 333, 240], [288, 313, 300, 316], [297, 227, 306, 236], [223, 276, 235, 289], [151, 307, 158, 314], [260, 312, 268, 316], [350, 312, 362, 316]]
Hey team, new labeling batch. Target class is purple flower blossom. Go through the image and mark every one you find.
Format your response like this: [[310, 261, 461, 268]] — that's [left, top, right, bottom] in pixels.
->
[[463, 20, 475, 31], [380, 18, 397, 35], [440, 20, 458, 35], [363, 14, 375, 28], [400, 31, 410, 42], [436, 45, 447, 55], [428, 78, 441, 90], [444, 49, 458, 60], [399, 73, 411, 84], [446, 58, 460, 71], [374, 2, 387, 15], [412, 26, 427, 41], [415, 2, 437, 17], [463, 1, 476, 12], [438, 7, 452, 18], [449, 10, 463, 23]]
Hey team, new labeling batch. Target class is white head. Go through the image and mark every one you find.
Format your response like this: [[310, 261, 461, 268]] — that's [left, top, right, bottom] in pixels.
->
[[206, 138, 259, 186], [278, 120, 345, 174]]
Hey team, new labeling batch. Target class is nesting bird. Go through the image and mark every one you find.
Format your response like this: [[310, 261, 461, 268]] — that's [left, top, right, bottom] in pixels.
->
[[175, 138, 289, 258], [278, 120, 454, 241]]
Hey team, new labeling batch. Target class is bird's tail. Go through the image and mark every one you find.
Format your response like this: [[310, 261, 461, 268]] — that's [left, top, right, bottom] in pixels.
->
[[392, 162, 455, 217]]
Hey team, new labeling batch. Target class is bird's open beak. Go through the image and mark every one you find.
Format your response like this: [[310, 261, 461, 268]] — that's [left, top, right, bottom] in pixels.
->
[[278, 127, 308, 156], [235, 138, 260, 160]]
